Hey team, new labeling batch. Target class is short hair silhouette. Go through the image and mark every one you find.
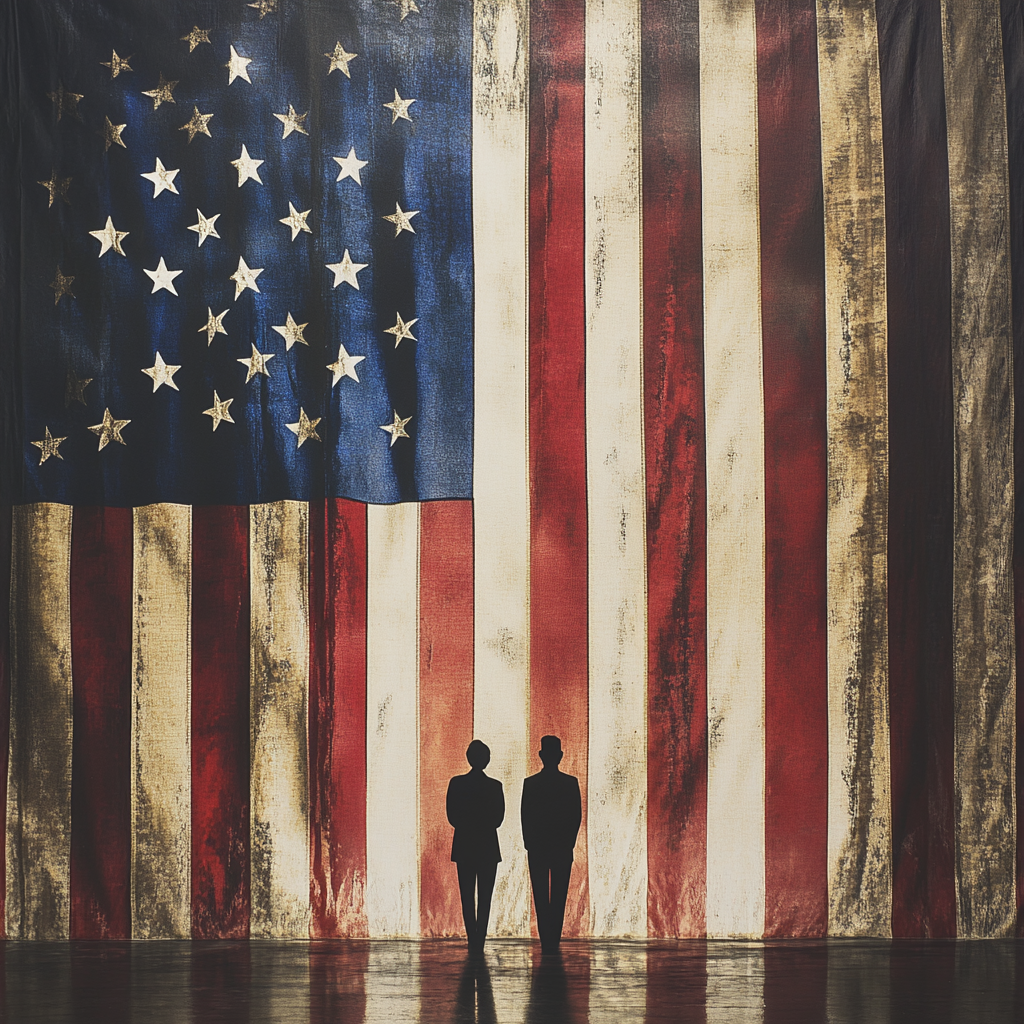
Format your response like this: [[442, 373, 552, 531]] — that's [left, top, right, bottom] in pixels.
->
[[467, 739, 491, 770], [539, 735, 563, 767]]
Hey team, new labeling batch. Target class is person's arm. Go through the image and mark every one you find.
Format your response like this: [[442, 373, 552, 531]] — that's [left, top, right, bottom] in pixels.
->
[[446, 778, 461, 829], [520, 780, 532, 851], [569, 777, 582, 846], [492, 781, 506, 830]]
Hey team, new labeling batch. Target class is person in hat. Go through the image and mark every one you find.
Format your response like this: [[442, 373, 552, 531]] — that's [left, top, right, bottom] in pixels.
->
[[521, 735, 582, 954], [447, 739, 505, 953]]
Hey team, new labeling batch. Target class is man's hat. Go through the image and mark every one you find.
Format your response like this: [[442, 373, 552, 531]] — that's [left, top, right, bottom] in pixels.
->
[[540, 735, 562, 754]]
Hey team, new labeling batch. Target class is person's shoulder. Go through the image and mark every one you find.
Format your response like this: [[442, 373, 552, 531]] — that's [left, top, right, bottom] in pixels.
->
[[562, 772, 580, 789], [448, 771, 471, 790], [487, 774, 503, 791], [523, 771, 542, 787]]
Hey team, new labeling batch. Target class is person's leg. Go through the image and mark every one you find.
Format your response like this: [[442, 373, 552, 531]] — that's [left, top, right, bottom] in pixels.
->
[[474, 861, 498, 949], [527, 852, 552, 945], [456, 861, 478, 945], [548, 860, 572, 947]]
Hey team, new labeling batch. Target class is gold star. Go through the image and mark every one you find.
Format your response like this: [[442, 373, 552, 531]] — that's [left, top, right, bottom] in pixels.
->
[[50, 266, 75, 303], [334, 147, 367, 185], [188, 209, 221, 246], [203, 391, 234, 431], [225, 46, 253, 85], [380, 411, 412, 446], [271, 312, 309, 350], [384, 311, 418, 347], [140, 157, 179, 197], [326, 250, 368, 290], [38, 172, 72, 207], [393, 0, 421, 21], [231, 144, 263, 186], [325, 43, 357, 77], [287, 408, 322, 447], [142, 73, 178, 110], [274, 104, 309, 139], [89, 216, 129, 257], [327, 343, 365, 385], [31, 427, 67, 465], [88, 408, 130, 451], [141, 351, 181, 391], [238, 344, 274, 383], [101, 50, 133, 77], [198, 307, 229, 345], [100, 116, 127, 151], [47, 83, 83, 121], [279, 202, 312, 241], [143, 257, 182, 295], [65, 370, 92, 406], [181, 26, 211, 52], [179, 106, 213, 142], [383, 89, 416, 124], [383, 202, 419, 237], [230, 257, 263, 299], [248, 0, 278, 17]]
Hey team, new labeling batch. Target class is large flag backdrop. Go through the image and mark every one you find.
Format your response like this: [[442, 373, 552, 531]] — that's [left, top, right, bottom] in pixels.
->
[[0, 0, 1022, 941]]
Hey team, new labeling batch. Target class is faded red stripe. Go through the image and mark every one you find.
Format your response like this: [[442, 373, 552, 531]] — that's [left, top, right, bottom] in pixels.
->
[[419, 501, 474, 936], [309, 498, 368, 937], [0, 504, 10, 938], [877, 0, 957, 938], [191, 506, 250, 939], [756, 0, 829, 938], [642, 0, 707, 938], [528, 0, 589, 938], [69, 506, 132, 939]]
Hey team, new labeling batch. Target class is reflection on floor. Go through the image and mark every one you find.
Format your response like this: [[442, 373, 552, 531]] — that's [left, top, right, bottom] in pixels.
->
[[3, 938, 1022, 1023]]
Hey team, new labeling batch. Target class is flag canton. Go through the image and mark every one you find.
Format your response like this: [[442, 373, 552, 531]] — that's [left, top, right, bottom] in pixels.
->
[[1, 0, 474, 506]]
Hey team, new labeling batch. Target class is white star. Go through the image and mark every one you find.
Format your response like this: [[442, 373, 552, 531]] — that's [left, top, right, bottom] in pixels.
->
[[383, 89, 416, 124], [89, 215, 129, 257], [231, 144, 264, 187], [144, 257, 182, 295], [380, 411, 412, 446], [274, 104, 309, 139], [88, 408, 131, 451], [188, 209, 221, 246], [383, 311, 418, 347], [271, 312, 309, 350], [203, 391, 234, 431], [334, 147, 367, 185], [230, 257, 263, 299], [31, 427, 67, 464], [325, 42, 357, 77], [383, 202, 419, 237], [327, 343, 365, 385], [286, 408, 322, 447], [279, 202, 312, 240], [238, 344, 274, 383], [326, 250, 368, 290], [198, 307, 229, 345], [225, 45, 253, 85], [142, 73, 177, 110], [140, 157, 179, 198], [394, 0, 420, 22], [141, 351, 181, 391]]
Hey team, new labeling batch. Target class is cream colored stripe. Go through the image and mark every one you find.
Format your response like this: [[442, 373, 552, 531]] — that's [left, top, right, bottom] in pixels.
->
[[472, 0, 531, 937], [940, 0, 1016, 938], [131, 503, 191, 939], [585, 0, 647, 938], [365, 504, 420, 936], [815, 0, 892, 936], [699, 0, 766, 940], [6, 503, 72, 939], [250, 501, 310, 938]]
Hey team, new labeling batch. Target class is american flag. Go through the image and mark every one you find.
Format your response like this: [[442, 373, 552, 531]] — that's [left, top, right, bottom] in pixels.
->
[[1, 0, 1022, 941]]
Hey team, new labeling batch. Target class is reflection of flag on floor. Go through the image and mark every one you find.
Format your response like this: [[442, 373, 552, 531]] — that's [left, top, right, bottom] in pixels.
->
[[2, 0, 1023, 941]]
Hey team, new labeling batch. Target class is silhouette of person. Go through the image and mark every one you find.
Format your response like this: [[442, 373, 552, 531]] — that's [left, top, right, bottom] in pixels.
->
[[447, 739, 505, 953], [521, 735, 582, 954]]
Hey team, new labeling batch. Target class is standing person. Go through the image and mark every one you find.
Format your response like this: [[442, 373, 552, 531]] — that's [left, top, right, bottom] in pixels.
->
[[446, 740, 505, 953], [521, 735, 582, 954]]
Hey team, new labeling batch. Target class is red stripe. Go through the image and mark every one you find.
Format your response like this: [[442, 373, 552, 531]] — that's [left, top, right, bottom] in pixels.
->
[[528, 0, 589, 938], [645, 944, 706, 1022], [69, 506, 132, 939], [309, 498, 368, 937], [0, 504, 10, 939], [191, 506, 250, 939], [877, 0, 957, 938], [642, 0, 707, 938], [419, 501, 474, 936], [756, 0, 829, 938]]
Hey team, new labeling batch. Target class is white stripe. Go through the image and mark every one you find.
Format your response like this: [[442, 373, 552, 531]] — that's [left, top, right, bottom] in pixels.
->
[[585, 0, 648, 938], [131, 503, 191, 939], [366, 504, 420, 936], [472, 0, 532, 937], [699, 0, 766, 939]]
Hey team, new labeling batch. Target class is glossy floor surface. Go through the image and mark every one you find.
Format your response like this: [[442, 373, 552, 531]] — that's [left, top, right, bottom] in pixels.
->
[[2, 939, 1022, 1023]]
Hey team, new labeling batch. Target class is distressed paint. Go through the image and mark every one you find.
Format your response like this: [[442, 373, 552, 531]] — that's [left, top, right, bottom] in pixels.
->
[[131, 503, 191, 939], [940, 0, 1017, 938], [585, 0, 648, 938], [250, 501, 310, 938], [815, 0, 893, 936], [6, 503, 72, 939], [472, 0, 532, 937], [699, 0, 767, 940]]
